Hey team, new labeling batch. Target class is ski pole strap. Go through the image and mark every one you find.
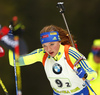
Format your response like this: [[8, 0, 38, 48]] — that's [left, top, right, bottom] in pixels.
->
[[73, 56, 86, 80], [74, 56, 86, 67]]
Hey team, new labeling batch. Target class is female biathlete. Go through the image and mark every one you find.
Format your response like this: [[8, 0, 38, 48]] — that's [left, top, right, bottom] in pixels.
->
[[10, 25, 97, 95]]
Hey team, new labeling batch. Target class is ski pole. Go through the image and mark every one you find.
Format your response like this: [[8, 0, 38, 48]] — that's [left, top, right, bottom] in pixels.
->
[[9, 25, 18, 95], [74, 57, 97, 95], [57, 2, 75, 48], [13, 51, 18, 95], [0, 78, 9, 95], [57, 2, 97, 95], [14, 36, 22, 95], [9, 24, 22, 95]]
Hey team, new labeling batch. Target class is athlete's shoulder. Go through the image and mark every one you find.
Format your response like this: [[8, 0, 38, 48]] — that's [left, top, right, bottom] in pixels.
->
[[69, 46, 82, 56]]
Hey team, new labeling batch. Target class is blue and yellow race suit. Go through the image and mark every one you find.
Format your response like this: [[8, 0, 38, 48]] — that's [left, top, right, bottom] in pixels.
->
[[9, 44, 97, 95]]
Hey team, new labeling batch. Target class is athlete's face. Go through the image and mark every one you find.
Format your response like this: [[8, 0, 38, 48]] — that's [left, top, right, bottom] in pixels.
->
[[42, 41, 61, 57]]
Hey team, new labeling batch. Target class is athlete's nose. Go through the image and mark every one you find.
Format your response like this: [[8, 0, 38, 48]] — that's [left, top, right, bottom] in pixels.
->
[[47, 46, 52, 52]]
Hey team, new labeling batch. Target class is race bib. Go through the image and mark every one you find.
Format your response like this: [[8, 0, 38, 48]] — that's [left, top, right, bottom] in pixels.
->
[[49, 77, 71, 89]]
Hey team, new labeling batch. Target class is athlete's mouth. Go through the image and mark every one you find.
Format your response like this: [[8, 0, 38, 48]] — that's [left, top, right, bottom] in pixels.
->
[[49, 52, 54, 55]]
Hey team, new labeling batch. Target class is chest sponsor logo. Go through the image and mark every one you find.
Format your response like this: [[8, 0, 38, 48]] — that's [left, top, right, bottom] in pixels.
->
[[53, 63, 62, 74]]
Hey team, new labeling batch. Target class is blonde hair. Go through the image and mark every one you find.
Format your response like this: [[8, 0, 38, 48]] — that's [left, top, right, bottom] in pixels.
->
[[40, 25, 76, 46]]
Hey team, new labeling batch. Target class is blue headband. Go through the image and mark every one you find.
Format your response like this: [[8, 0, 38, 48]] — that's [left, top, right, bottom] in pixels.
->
[[40, 31, 61, 44]]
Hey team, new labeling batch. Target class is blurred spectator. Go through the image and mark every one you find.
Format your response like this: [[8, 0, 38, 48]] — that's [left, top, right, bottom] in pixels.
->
[[9, 16, 27, 94], [87, 39, 100, 95], [9, 16, 28, 55], [9, 16, 28, 94], [10, 16, 25, 37]]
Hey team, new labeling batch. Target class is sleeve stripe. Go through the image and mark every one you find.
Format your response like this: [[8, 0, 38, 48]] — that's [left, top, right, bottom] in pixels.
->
[[69, 48, 94, 72], [69, 49, 81, 59], [79, 61, 94, 72]]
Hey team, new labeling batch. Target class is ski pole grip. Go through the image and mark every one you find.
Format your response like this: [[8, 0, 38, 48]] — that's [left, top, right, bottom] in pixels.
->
[[57, 2, 65, 13], [73, 67, 86, 81]]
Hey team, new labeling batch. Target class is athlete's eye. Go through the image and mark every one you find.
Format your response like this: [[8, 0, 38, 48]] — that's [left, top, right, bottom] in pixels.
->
[[50, 43, 54, 46], [42, 45, 47, 48]]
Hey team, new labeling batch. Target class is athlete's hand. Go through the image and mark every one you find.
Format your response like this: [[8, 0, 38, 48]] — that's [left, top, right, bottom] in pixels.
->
[[77, 67, 87, 79]]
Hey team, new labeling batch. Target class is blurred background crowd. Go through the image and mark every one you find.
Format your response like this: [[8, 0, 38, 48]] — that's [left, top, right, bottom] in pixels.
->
[[0, 0, 100, 95]]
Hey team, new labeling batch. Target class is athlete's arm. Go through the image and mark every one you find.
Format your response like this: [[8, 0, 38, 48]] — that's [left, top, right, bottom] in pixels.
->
[[9, 48, 45, 66], [69, 47, 97, 81]]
